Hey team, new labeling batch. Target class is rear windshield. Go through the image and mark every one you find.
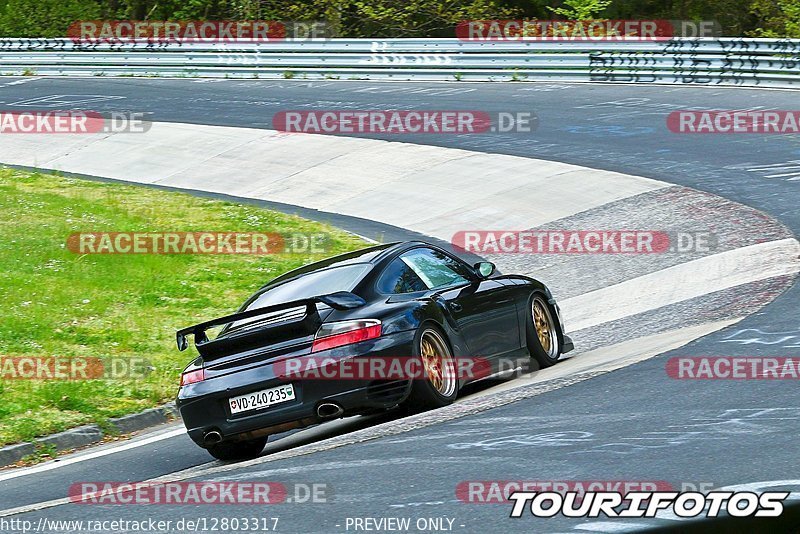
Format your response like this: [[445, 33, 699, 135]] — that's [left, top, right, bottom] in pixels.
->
[[243, 263, 372, 311]]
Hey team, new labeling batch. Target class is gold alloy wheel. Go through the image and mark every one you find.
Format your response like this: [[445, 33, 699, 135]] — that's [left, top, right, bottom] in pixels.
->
[[419, 329, 457, 397], [532, 297, 558, 358]]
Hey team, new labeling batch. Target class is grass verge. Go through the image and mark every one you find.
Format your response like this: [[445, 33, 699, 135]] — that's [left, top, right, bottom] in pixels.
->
[[0, 168, 365, 446]]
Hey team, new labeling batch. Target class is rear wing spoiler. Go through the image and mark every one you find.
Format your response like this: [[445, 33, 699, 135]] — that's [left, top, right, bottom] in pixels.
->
[[175, 291, 366, 351]]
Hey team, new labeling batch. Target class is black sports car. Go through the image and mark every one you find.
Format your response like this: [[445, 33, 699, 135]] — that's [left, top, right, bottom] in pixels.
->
[[176, 241, 573, 460]]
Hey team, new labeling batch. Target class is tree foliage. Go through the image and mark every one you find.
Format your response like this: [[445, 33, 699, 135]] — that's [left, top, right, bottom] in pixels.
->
[[749, 0, 800, 37], [0, 0, 100, 37], [0, 0, 798, 38], [548, 0, 612, 20]]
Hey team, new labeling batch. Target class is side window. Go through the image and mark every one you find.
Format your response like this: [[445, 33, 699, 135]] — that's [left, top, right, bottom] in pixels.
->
[[378, 248, 473, 294], [377, 258, 429, 294]]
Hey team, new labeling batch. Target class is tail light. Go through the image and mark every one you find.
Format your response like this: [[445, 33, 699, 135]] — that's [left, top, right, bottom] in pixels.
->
[[312, 320, 382, 352], [180, 368, 205, 386]]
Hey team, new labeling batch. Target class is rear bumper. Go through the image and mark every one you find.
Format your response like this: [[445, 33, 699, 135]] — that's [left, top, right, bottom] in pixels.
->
[[176, 329, 416, 447]]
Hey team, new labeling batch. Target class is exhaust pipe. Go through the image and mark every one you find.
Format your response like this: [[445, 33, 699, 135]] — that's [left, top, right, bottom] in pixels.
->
[[317, 403, 344, 419], [203, 430, 223, 446]]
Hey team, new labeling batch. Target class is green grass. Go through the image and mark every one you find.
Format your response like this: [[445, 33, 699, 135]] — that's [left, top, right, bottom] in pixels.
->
[[20, 443, 58, 465], [0, 168, 366, 446]]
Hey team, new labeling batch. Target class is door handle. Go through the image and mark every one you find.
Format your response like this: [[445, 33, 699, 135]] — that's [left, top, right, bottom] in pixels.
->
[[448, 302, 463, 312]]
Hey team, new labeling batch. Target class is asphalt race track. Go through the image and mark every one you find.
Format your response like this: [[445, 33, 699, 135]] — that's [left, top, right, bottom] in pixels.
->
[[1, 78, 799, 533]]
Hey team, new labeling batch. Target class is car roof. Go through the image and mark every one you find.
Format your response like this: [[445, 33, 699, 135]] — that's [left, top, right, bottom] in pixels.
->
[[260, 241, 426, 289]]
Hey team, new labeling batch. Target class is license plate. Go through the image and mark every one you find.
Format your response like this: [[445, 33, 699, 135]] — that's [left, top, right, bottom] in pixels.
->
[[229, 384, 295, 415]]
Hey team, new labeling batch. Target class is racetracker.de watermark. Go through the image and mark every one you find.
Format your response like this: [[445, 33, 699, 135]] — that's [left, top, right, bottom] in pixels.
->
[[458, 481, 673, 503], [272, 110, 537, 134], [666, 357, 800, 379], [68, 482, 330, 504], [275, 356, 492, 381], [456, 19, 720, 40], [1, 517, 279, 533], [66, 232, 331, 255], [667, 110, 800, 134], [0, 111, 149, 134], [452, 230, 716, 254], [67, 20, 334, 43], [0, 356, 151, 380]]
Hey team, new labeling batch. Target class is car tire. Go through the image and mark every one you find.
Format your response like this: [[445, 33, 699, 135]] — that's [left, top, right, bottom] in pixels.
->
[[526, 294, 562, 368], [206, 436, 269, 461], [403, 325, 459, 412]]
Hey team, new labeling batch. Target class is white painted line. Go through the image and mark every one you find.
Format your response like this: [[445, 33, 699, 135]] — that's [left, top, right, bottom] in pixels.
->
[[563, 238, 800, 332], [4, 78, 40, 86], [345, 231, 378, 244], [0, 427, 186, 483], [5, 76, 798, 91], [8, 94, 126, 107], [0, 498, 71, 518], [574, 522, 652, 532], [765, 171, 800, 179]]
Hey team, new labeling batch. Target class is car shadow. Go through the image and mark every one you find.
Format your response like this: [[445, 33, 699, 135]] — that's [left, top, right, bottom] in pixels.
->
[[255, 355, 577, 459], [259, 411, 402, 456]]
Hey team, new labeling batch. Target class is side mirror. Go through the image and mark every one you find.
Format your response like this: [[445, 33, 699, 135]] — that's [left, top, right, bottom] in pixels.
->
[[474, 261, 496, 279]]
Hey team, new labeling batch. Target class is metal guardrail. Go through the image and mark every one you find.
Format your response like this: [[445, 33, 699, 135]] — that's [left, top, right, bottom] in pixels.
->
[[0, 37, 798, 87]]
